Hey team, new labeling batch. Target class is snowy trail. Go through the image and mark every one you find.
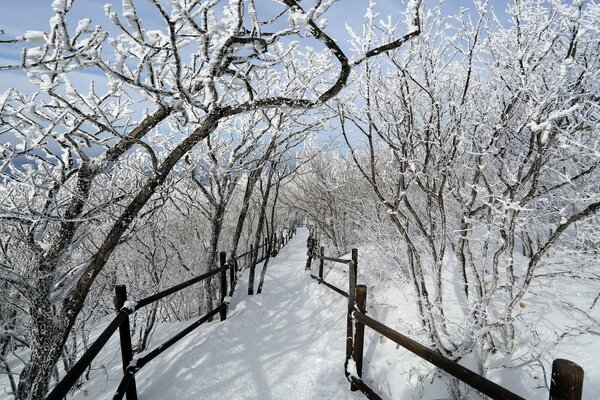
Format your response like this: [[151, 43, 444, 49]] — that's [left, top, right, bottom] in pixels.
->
[[85, 229, 363, 400]]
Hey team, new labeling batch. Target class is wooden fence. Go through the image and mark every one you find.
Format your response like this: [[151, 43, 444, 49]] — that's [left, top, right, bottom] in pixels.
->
[[305, 237, 585, 400], [44, 227, 296, 400]]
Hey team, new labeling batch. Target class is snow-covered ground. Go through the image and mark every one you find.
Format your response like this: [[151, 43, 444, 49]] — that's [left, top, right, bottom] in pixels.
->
[[319, 244, 600, 400], [2, 229, 597, 399], [67, 229, 363, 400]]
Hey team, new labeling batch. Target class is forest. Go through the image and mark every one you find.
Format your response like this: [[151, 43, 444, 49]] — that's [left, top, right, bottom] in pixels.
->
[[0, 0, 598, 399]]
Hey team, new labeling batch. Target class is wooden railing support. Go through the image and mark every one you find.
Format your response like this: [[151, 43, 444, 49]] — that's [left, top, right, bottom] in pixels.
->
[[229, 251, 236, 297], [308, 242, 587, 400], [305, 238, 315, 270], [345, 248, 358, 386], [50, 232, 294, 400], [550, 359, 584, 400], [318, 246, 325, 280], [351, 248, 358, 289], [114, 285, 138, 400], [351, 284, 367, 391], [248, 244, 256, 295], [219, 252, 228, 321]]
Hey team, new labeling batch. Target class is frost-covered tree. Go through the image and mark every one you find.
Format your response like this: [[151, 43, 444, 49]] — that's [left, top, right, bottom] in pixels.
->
[[334, 0, 600, 394], [0, 0, 421, 398]]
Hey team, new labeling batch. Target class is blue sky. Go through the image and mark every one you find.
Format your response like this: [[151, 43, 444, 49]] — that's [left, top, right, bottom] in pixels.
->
[[0, 0, 511, 94]]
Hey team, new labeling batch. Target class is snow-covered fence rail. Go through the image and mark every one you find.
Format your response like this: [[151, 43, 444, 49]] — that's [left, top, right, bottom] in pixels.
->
[[44, 228, 296, 400], [305, 237, 585, 400], [44, 263, 229, 400]]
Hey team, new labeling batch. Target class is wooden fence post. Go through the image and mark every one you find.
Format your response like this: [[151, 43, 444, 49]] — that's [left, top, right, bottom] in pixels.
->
[[219, 252, 227, 321], [351, 248, 358, 289], [229, 251, 236, 297], [351, 285, 367, 391], [549, 359, 584, 400], [248, 244, 255, 295], [114, 285, 138, 400], [345, 248, 358, 387], [305, 238, 315, 270], [318, 246, 325, 280]]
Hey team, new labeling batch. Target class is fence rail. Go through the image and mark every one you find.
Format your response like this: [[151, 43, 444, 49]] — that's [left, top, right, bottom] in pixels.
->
[[304, 235, 585, 400], [44, 227, 296, 400]]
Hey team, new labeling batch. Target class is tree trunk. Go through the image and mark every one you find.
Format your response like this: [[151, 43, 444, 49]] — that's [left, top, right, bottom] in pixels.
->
[[248, 167, 275, 295], [257, 173, 282, 294], [203, 203, 225, 318]]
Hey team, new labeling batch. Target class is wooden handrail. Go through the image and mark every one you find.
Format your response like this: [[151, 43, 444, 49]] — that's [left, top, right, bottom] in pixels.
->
[[112, 305, 225, 400], [305, 236, 584, 400], [135, 265, 229, 310], [311, 252, 352, 264], [353, 311, 525, 400], [45, 228, 295, 400], [45, 312, 129, 400], [236, 242, 268, 258], [309, 274, 348, 297]]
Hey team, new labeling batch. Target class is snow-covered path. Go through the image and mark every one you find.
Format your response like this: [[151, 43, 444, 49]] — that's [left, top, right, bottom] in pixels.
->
[[85, 229, 363, 399]]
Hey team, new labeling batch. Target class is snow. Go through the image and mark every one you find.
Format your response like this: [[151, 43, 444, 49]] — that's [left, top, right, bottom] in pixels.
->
[[23, 31, 47, 44], [346, 358, 358, 379], [51, 0, 66, 12], [3, 230, 598, 399], [406, 0, 420, 31], [68, 229, 363, 400], [122, 0, 137, 27], [75, 18, 91, 36], [122, 300, 138, 313], [529, 104, 580, 133]]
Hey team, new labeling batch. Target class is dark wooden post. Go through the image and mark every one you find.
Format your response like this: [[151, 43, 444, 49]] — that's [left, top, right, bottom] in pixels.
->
[[318, 246, 325, 280], [229, 251, 236, 296], [351, 248, 358, 289], [345, 248, 358, 386], [305, 238, 315, 270], [219, 252, 227, 321], [114, 285, 138, 400], [248, 244, 256, 295], [549, 359, 584, 400], [351, 285, 367, 391]]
